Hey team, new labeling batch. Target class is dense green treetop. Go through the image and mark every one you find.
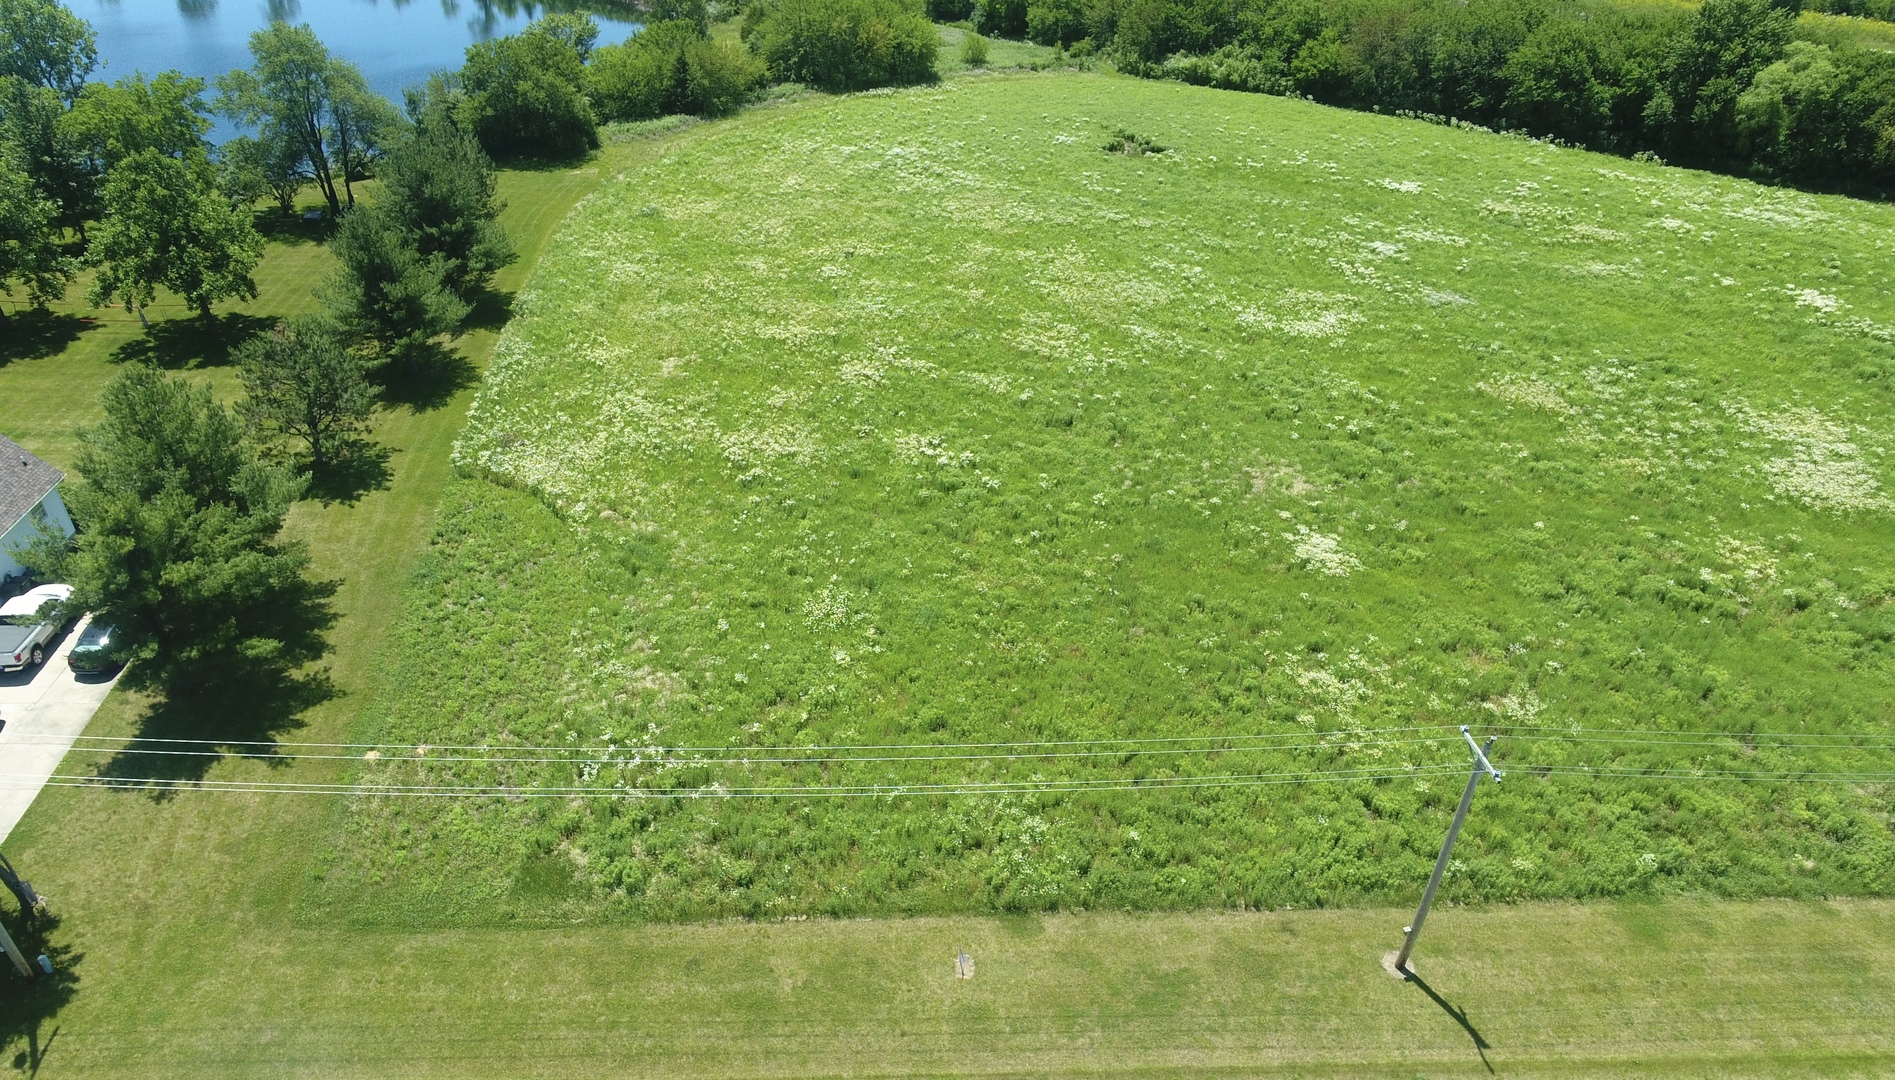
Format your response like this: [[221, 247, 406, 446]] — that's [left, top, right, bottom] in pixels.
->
[[237, 315, 377, 469], [61, 70, 213, 177], [323, 202, 469, 357], [457, 17, 599, 159], [0, 142, 70, 308], [745, 0, 938, 92], [86, 148, 263, 319], [0, 0, 96, 104], [374, 118, 514, 299], [28, 365, 312, 679]]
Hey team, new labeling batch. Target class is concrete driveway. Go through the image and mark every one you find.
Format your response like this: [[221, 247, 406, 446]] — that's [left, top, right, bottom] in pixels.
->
[[0, 615, 120, 842]]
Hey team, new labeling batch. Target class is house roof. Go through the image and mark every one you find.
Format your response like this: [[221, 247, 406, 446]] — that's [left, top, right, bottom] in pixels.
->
[[0, 434, 64, 535]]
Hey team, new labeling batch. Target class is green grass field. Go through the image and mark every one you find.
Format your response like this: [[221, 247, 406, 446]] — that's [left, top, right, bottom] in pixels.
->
[[6, 71, 1895, 1077], [302, 72, 1895, 926]]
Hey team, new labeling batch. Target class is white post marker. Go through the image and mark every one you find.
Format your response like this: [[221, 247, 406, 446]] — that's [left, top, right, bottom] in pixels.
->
[[1391, 726, 1501, 976]]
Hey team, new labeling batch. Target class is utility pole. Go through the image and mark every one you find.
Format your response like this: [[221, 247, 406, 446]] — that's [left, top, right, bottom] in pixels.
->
[[1392, 726, 1501, 975], [0, 851, 43, 914], [0, 850, 43, 979], [0, 916, 30, 978]]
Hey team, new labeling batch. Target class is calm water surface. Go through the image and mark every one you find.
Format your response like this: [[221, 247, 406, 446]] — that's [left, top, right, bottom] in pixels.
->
[[87, 0, 639, 128]]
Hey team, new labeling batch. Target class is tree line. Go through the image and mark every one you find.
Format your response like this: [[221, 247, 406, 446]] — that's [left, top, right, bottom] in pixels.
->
[[0, 0, 521, 697], [956, 0, 1895, 192]]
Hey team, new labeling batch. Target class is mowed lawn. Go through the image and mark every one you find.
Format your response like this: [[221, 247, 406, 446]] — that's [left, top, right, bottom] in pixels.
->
[[2, 72, 1895, 1077]]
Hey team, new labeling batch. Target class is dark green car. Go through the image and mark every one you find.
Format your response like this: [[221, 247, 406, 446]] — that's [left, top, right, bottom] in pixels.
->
[[66, 622, 123, 675]]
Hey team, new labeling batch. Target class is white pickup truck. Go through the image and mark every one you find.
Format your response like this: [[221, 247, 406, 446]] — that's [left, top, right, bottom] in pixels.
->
[[0, 584, 74, 673]]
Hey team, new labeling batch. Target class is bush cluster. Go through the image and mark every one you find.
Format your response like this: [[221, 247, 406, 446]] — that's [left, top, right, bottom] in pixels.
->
[[1071, 0, 1895, 192], [456, 15, 601, 160], [743, 0, 939, 92], [589, 21, 766, 121]]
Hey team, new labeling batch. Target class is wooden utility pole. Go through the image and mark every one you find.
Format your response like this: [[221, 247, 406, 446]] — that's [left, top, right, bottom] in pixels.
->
[[0, 916, 31, 978], [0, 851, 42, 913], [1393, 727, 1501, 974]]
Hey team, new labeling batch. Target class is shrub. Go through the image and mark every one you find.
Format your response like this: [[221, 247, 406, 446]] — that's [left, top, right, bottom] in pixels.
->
[[974, 0, 1026, 38], [1026, 0, 1086, 45], [590, 21, 765, 121], [1160, 44, 1288, 94], [683, 37, 768, 115], [457, 17, 600, 159], [959, 30, 990, 66], [747, 0, 938, 92], [589, 21, 700, 121]]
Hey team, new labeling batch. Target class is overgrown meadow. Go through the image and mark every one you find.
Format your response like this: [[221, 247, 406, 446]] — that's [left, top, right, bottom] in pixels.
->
[[309, 73, 1895, 926]]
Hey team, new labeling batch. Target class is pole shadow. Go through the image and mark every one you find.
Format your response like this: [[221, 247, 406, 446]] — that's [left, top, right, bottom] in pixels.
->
[[0, 904, 79, 1078], [1402, 968, 1495, 1074]]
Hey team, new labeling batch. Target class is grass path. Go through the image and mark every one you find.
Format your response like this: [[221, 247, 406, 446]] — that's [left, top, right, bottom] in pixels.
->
[[9, 899, 1895, 1076], [0, 156, 627, 1071]]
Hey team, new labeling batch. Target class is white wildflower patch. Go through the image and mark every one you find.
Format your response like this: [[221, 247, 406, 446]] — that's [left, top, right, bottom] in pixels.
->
[[1238, 290, 1364, 340], [1378, 179, 1422, 194], [893, 432, 977, 468], [835, 357, 887, 387], [1715, 535, 1779, 584], [803, 584, 862, 630], [1727, 402, 1890, 513], [1484, 690, 1544, 722], [959, 371, 1014, 394], [1286, 526, 1362, 576], [1478, 372, 1578, 415], [1396, 226, 1468, 247], [1006, 315, 1090, 361], [722, 425, 820, 468], [1786, 286, 1843, 314]]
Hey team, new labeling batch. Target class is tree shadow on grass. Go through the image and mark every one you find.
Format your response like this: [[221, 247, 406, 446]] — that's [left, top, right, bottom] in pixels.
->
[[0, 904, 79, 1078], [252, 208, 332, 247], [461, 284, 516, 335], [94, 573, 341, 789], [110, 313, 279, 370], [303, 438, 394, 507], [370, 340, 478, 414], [1404, 969, 1495, 1074], [0, 309, 98, 368]]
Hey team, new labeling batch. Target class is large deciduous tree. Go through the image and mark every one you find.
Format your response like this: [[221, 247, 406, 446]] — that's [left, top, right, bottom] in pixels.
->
[[0, 143, 71, 310], [237, 316, 375, 469], [87, 149, 264, 321], [24, 365, 317, 682], [60, 70, 213, 178], [0, 0, 96, 104], [215, 23, 402, 217]]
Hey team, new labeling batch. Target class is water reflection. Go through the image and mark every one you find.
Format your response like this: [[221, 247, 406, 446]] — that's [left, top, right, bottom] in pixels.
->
[[87, 0, 642, 128]]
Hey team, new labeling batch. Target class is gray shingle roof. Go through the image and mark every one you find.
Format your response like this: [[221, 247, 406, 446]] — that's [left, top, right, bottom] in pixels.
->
[[0, 434, 64, 534]]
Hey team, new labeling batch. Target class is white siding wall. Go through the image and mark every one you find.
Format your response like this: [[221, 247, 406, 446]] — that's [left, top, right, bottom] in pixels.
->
[[0, 489, 74, 582]]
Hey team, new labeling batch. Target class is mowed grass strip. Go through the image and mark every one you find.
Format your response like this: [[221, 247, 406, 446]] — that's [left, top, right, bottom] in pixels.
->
[[7, 900, 1895, 1077], [0, 156, 629, 1068], [316, 72, 1895, 925]]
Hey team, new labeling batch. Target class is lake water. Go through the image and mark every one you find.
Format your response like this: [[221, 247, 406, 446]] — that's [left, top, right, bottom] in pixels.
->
[[83, 0, 641, 135]]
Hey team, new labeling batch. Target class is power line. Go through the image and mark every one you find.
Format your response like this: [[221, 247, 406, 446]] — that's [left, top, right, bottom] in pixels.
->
[[18, 733, 1465, 767], [29, 723, 1895, 758], [6, 760, 1894, 801], [33, 725, 1455, 754], [2, 762, 1472, 799]]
